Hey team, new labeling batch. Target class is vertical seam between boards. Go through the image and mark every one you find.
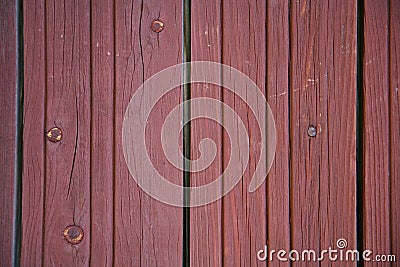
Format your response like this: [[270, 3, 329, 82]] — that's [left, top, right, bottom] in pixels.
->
[[182, 0, 191, 266], [14, 0, 24, 265], [355, 0, 365, 266]]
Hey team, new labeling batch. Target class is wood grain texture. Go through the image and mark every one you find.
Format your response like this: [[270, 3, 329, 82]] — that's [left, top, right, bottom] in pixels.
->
[[0, 0, 18, 265], [18, 1, 400, 265], [221, 0, 267, 266], [90, 0, 114, 265], [363, 0, 391, 264], [266, 0, 290, 265], [21, 0, 45, 265], [44, 0, 91, 264], [389, 0, 400, 260], [190, 0, 222, 265], [113, 0, 143, 257], [290, 0, 357, 265], [114, 1, 182, 266]]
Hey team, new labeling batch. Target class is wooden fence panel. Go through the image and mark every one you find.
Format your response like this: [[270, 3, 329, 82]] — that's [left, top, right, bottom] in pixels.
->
[[16, 0, 400, 265], [266, 1, 291, 265], [113, 1, 144, 264], [0, 0, 20, 265], [114, 1, 183, 266], [290, 1, 358, 266], [221, 1, 267, 266], [22, 0, 184, 265], [43, 0, 92, 265], [21, 0, 45, 265], [191, 0, 222, 266], [363, 1, 391, 264], [390, 0, 400, 260], [90, 0, 114, 265]]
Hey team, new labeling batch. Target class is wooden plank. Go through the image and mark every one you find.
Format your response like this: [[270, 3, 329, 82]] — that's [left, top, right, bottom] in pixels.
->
[[0, 0, 19, 264], [113, 2, 142, 262], [21, 0, 45, 265], [114, 1, 182, 266], [43, 0, 91, 264], [90, 0, 114, 265], [363, 0, 391, 263], [190, 0, 222, 265], [290, 0, 357, 264], [389, 0, 400, 259], [266, 0, 290, 265], [221, 1, 267, 265]]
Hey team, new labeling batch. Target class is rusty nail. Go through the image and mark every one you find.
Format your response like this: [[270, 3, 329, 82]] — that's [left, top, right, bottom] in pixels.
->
[[151, 19, 164, 33], [63, 225, 84, 245], [46, 127, 62, 142], [307, 126, 317, 137]]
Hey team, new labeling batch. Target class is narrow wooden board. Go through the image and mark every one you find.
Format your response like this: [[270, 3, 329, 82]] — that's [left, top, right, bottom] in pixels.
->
[[114, 1, 183, 266], [21, 0, 45, 265], [389, 0, 400, 259], [290, 0, 357, 264], [266, 0, 291, 265], [190, 0, 222, 265], [113, 2, 143, 264], [43, 0, 91, 264], [0, 0, 19, 265], [363, 0, 391, 264], [90, 0, 114, 265], [221, 1, 267, 266]]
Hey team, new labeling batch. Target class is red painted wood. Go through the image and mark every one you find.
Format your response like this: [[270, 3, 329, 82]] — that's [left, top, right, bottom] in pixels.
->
[[290, 0, 357, 265], [43, 0, 91, 264], [18, 1, 400, 265], [390, 0, 400, 259], [114, 1, 183, 266], [113, 1, 143, 263], [21, 0, 45, 265], [363, 1, 391, 265], [266, 0, 290, 265], [0, 0, 18, 265], [190, 0, 222, 265], [221, 0, 267, 266], [90, 0, 114, 265]]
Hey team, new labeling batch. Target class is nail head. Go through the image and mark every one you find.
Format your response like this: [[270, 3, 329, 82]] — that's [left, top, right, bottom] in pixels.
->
[[151, 20, 164, 33], [63, 225, 84, 245], [47, 127, 62, 142], [307, 126, 317, 137]]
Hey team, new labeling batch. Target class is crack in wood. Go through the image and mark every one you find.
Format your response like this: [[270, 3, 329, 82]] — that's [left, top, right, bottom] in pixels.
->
[[67, 94, 79, 200]]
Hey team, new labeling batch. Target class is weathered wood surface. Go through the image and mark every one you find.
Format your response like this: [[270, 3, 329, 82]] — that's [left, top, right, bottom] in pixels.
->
[[43, 0, 92, 265], [389, 0, 400, 261], [22, 0, 183, 266], [15, 0, 400, 265], [363, 1, 391, 265], [221, 1, 267, 266], [114, 1, 183, 266], [290, 2, 358, 267], [363, 0, 400, 265], [266, 0, 291, 265], [0, 0, 19, 265], [191, 0, 222, 266], [21, 0, 45, 265], [90, 0, 114, 265]]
